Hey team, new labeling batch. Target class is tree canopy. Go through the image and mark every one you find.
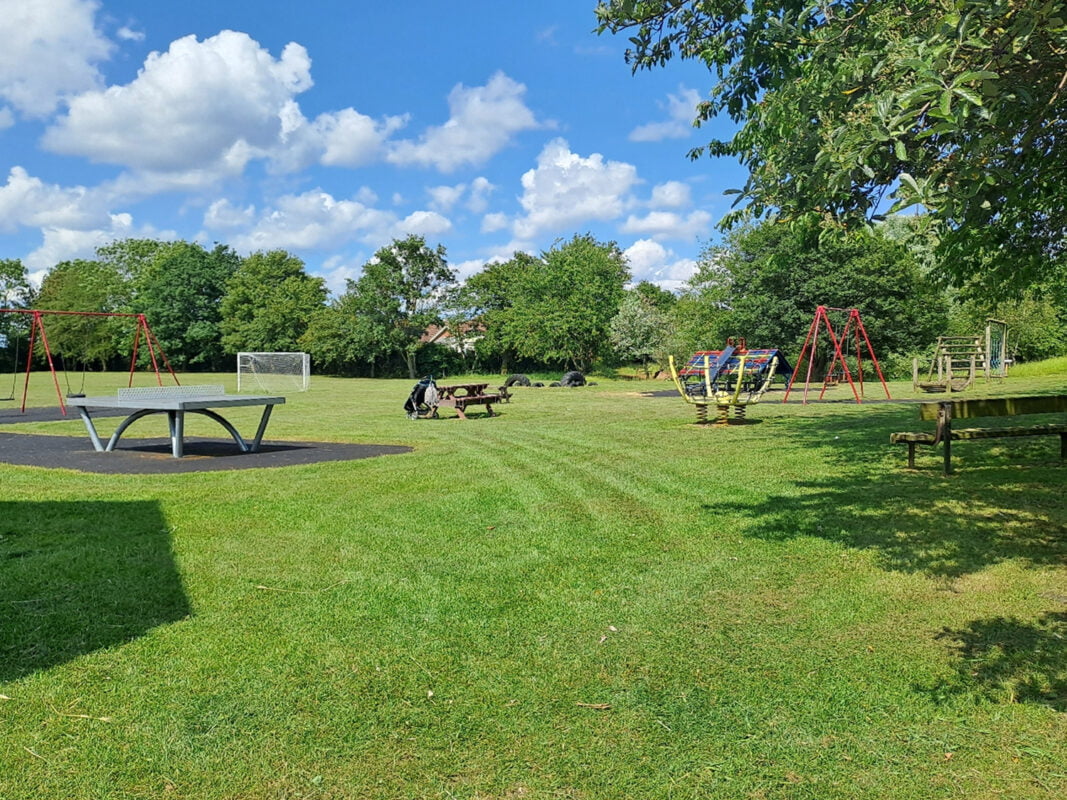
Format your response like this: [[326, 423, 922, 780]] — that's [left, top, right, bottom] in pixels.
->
[[459, 235, 629, 372], [596, 0, 1067, 290], [220, 250, 327, 354], [131, 242, 241, 370], [337, 235, 456, 379]]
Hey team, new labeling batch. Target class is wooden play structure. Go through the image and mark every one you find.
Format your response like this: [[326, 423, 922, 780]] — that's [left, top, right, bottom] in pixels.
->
[[669, 339, 791, 424], [913, 319, 1008, 393], [783, 306, 891, 404]]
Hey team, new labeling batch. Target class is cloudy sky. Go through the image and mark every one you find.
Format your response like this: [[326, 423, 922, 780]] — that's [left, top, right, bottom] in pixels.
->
[[0, 0, 745, 295]]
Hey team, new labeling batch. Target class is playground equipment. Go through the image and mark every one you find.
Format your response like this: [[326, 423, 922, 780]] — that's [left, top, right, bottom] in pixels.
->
[[913, 319, 1008, 393], [0, 309, 178, 415], [783, 306, 891, 404], [669, 339, 792, 424]]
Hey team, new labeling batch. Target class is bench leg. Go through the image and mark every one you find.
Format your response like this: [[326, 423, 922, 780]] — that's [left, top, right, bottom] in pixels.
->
[[943, 437, 952, 476], [907, 442, 915, 469]]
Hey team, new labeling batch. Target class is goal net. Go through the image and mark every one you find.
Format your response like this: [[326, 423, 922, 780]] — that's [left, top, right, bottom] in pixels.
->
[[237, 352, 310, 393]]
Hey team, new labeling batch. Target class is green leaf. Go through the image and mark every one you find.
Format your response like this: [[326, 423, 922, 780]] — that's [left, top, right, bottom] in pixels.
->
[[953, 86, 983, 106], [954, 70, 999, 83]]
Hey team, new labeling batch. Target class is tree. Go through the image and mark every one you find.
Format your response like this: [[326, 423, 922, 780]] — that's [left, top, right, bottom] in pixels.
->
[[596, 1, 1067, 290], [450, 251, 541, 373], [699, 218, 947, 362], [341, 235, 456, 378], [502, 234, 629, 371], [609, 292, 673, 376], [130, 241, 241, 370], [1, 259, 33, 372], [670, 255, 733, 356], [96, 238, 170, 283], [632, 280, 677, 312], [220, 250, 327, 354], [34, 259, 131, 369], [0, 259, 32, 308], [300, 294, 395, 376]]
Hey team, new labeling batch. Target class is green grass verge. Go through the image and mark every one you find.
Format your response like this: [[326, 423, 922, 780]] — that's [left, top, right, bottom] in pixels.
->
[[2, 368, 1066, 799]]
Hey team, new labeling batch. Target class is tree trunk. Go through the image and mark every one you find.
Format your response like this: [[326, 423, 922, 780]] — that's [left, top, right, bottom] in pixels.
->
[[405, 351, 416, 379]]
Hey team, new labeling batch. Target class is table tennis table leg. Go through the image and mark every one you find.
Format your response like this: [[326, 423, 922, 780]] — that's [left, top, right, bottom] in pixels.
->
[[74, 407, 106, 452], [170, 410, 184, 458], [250, 404, 275, 452]]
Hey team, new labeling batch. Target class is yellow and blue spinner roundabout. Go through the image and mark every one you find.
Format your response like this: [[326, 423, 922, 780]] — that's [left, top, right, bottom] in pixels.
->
[[668, 338, 792, 424]]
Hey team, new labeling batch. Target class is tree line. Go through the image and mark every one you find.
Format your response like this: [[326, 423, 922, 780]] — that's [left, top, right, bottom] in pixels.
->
[[2, 219, 1065, 382]]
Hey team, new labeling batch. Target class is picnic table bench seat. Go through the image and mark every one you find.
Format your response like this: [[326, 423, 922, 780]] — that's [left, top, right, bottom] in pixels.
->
[[890, 395, 1067, 474]]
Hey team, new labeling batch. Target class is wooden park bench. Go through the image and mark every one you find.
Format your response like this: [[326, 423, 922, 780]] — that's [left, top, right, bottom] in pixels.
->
[[890, 395, 1067, 475], [437, 383, 501, 419]]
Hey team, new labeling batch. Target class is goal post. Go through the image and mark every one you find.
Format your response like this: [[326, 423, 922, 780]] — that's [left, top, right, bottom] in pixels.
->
[[237, 352, 310, 393]]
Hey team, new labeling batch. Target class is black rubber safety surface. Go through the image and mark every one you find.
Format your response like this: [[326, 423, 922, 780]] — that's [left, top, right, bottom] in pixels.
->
[[0, 432, 412, 474], [0, 407, 412, 473]]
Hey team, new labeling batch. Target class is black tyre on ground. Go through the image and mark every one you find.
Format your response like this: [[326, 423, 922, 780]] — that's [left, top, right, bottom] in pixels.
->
[[505, 373, 532, 387], [560, 370, 586, 387]]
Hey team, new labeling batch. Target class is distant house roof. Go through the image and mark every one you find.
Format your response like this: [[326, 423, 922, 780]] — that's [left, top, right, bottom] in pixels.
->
[[420, 322, 485, 351]]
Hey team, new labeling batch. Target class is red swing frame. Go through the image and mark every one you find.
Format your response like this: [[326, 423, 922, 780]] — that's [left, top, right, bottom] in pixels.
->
[[783, 305, 891, 404], [0, 308, 179, 415]]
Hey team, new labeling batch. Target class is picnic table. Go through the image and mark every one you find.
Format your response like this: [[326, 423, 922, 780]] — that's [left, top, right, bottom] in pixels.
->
[[436, 383, 501, 419], [66, 385, 285, 458]]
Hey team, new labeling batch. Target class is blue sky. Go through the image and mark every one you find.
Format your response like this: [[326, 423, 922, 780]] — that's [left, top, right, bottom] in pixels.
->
[[0, 0, 745, 295]]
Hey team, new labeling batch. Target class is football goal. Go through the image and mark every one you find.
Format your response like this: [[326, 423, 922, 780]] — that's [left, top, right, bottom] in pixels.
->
[[237, 352, 311, 393]]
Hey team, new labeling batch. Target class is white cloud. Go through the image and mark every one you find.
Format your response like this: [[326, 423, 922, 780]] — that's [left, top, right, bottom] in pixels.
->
[[0, 167, 109, 232], [428, 184, 466, 212], [467, 177, 494, 213], [116, 25, 145, 42], [629, 86, 700, 143], [393, 210, 452, 239], [388, 72, 540, 172], [317, 254, 363, 296], [42, 31, 313, 180], [451, 258, 490, 282], [203, 199, 255, 230], [481, 212, 509, 234], [512, 138, 639, 240], [315, 107, 408, 167], [0, 0, 112, 117], [623, 239, 697, 290], [650, 180, 691, 209], [621, 210, 712, 241], [355, 186, 378, 205], [23, 214, 173, 278], [210, 189, 450, 253], [428, 178, 495, 214], [221, 189, 397, 252], [0, 107, 13, 130]]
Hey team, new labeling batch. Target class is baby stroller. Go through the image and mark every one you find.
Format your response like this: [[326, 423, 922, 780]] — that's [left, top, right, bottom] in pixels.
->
[[404, 375, 439, 419]]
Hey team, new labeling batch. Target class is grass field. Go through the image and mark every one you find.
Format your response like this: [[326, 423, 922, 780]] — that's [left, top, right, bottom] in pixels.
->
[[2, 369, 1066, 799]]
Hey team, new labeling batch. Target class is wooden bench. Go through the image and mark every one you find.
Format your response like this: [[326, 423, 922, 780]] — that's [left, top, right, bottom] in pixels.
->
[[890, 395, 1067, 475]]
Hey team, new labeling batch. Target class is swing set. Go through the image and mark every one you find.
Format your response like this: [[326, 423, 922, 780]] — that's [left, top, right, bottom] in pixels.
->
[[0, 308, 179, 415], [782, 306, 891, 403]]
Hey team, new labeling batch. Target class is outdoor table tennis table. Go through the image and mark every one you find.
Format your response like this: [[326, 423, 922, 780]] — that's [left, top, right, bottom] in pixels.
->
[[66, 385, 285, 458]]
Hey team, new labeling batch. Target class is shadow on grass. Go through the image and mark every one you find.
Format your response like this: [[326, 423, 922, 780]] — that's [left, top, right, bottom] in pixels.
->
[[0, 500, 190, 682], [701, 403, 1067, 577], [926, 613, 1067, 711]]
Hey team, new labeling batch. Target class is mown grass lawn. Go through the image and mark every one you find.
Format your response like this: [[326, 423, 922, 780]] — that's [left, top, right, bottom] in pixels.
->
[[2, 370, 1066, 799]]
